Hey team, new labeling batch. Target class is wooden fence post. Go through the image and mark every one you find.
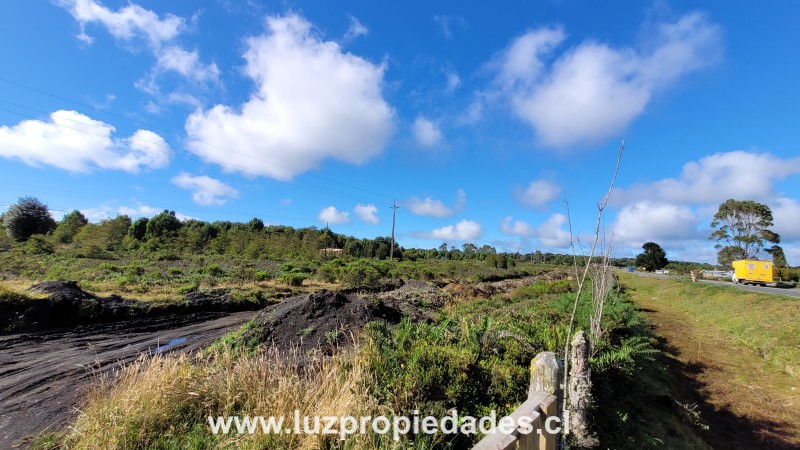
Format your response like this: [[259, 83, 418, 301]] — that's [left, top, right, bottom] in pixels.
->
[[530, 352, 562, 402], [569, 330, 598, 448], [530, 352, 563, 450]]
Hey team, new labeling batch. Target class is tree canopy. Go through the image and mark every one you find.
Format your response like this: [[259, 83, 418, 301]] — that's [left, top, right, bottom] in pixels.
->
[[634, 242, 668, 271], [709, 199, 780, 264], [766, 245, 789, 268], [53, 210, 88, 244], [1, 197, 56, 242]]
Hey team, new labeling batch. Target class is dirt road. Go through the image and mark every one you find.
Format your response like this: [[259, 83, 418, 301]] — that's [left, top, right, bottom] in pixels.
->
[[0, 311, 256, 448]]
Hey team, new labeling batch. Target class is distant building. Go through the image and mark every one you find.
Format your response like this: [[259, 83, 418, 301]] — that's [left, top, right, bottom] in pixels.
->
[[320, 248, 344, 258]]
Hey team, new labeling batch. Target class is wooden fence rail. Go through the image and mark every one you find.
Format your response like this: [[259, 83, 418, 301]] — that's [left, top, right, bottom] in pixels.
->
[[472, 352, 563, 450]]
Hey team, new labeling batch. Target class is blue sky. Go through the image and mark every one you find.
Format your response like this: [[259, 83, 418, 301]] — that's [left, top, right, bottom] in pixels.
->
[[1, 0, 798, 264]]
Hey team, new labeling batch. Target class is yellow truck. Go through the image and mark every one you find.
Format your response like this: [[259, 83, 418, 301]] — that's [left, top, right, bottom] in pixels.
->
[[731, 260, 774, 285]]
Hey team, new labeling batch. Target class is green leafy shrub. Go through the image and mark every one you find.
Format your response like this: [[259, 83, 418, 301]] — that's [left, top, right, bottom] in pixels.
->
[[316, 262, 341, 283], [25, 235, 54, 255], [341, 261, 381, 288], [281, 272, 307, 286], [254, 270, 275, 281]]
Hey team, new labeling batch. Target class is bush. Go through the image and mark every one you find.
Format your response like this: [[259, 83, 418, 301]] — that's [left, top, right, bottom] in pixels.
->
[[254, 270, 275, 281], [24, 235, 54, 255], [341, 261, 380, 288], [317, 262, 341, 283], [281, 272, 308, 286], [2, 197, 56, 242], [201, 264, 226, 277]]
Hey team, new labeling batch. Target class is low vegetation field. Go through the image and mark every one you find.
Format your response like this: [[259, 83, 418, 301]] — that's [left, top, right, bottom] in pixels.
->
[[24, 265, 713, 450]]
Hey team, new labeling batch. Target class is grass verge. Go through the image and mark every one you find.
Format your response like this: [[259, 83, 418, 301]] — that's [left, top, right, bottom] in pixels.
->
[[618, 273, 800, 378]]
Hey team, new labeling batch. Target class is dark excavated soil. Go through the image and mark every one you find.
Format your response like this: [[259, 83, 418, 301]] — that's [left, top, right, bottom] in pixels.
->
[[246, 282, 444, 353], [0, 310, 257, 449], [0, 281, 268, 333], [0, 279, 459, 448]]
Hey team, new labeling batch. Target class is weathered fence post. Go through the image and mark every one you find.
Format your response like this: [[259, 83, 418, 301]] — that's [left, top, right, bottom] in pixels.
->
[[569, 330, 598, 448], [530, 352, 563, 450], [530, 351, 563, 403]]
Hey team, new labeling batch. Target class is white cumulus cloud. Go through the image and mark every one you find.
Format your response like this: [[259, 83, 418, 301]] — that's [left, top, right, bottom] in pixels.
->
[[488, 12, 721, 147], [514, 179, 561, 208], [537, 213, 571, 248], [185, 14, 395, 180], [417, 220, 483, 241], [412, 116, 444, 148], [118, 204, 161, 217], [171, 172, 239, 206], [154, 46, 220, 83], [354, 204, 380, 225], [501, 214, 571, 248], [405, 189, 465, 218], [118, 203, 194, 221], [615, 151, 800, 205], [612, 201, 701, 246], [319, 206, 350, 225], [0, 110, 171, 173], [57, 0, 183, 47], [772, 197, 800, 241], [500, 216, 536, 237]]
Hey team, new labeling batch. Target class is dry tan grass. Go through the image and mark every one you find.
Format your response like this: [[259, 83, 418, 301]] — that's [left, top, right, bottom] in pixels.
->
[[0, 279, 47, 300], [61, 345, 397, 449]]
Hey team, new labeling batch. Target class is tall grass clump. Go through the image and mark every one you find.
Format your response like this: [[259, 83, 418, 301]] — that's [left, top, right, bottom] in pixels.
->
[[47, 346, 394, 450]]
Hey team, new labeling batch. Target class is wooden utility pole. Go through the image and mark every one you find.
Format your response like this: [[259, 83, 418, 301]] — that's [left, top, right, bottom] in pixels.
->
[[389, 201, 398, 261]]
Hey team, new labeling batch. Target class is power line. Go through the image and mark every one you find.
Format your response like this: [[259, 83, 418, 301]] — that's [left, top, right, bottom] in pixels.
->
[[0, 101, 461, 230], [0, 77, 396, 203], [0, 105, 385, 205], [0, 80, 472, 234]]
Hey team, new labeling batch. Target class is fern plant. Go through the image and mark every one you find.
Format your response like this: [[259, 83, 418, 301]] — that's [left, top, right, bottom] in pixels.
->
[[591, 335, 659, 373]]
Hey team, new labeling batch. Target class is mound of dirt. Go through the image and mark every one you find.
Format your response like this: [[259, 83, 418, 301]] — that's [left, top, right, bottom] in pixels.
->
[[247, 289, 408, 353], [0, 281, 268, 333], [376, 280, 448, 322]]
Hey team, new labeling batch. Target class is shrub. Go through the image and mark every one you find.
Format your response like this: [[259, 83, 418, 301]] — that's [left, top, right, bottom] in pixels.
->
[[254, 270, 275, 281], [281, 272, 307, 287], [341, 262, 380, 288], [316, 262, 340, 283], [24, 235, 54, 255], [2, 197, 56, 242]]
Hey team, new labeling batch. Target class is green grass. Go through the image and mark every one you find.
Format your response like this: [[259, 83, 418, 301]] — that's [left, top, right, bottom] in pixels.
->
[[619, 273, 800, 378]]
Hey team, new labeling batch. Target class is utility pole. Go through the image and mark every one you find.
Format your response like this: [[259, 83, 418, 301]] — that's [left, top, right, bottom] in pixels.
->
[[390, 200, 399, 261]]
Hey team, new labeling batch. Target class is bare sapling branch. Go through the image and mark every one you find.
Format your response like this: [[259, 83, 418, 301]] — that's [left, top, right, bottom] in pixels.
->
[[561, 139, 624, 445]]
